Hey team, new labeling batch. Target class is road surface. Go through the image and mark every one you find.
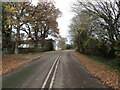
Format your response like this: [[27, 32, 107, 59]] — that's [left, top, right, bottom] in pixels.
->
[[2, 51, 111, 89]]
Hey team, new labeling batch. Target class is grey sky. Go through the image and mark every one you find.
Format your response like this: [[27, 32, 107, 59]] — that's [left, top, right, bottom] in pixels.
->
[[54, 0, 75, 39]]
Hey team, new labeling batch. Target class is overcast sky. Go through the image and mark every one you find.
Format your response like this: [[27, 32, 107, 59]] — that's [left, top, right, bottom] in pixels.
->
[[54, 0, 75, 39]]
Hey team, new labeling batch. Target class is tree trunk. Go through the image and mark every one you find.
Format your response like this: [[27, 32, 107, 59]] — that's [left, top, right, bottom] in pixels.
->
[[15, 41, 19, 54], [41, 38, 45, 52], [108, 42, 116, 58], [14, 26, 20, 54], [34, 41, 38, 48]]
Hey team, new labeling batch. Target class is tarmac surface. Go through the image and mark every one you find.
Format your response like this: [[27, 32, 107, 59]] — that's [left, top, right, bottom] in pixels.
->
[[2, 51, 110, 89]]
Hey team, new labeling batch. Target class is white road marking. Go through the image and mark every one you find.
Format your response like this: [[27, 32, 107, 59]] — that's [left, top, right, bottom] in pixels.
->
[[49, 55, 61, 89], [41, 54, 62, 89]]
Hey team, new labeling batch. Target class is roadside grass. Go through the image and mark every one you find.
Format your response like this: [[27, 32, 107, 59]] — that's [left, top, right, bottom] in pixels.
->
[[22, 50, 62, 54], [85, 54, 120, 73], [44, 50, 57, 54], [3, 50, 60, 56]]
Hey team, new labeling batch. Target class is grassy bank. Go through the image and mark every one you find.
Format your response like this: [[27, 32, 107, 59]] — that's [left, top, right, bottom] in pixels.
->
[[85, 55, 120, 73]]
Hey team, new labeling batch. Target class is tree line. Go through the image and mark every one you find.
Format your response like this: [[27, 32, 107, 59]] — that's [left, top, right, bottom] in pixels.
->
[[2, 1, 61, 54], [70, 0, 120, 59]]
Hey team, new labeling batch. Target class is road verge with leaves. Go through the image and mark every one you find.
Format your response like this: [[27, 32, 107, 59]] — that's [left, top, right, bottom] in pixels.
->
[[73, 52, 119, 89]]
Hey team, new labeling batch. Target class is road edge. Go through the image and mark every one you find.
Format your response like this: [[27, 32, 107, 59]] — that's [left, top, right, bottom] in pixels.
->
[[72, 51, 119, 89]]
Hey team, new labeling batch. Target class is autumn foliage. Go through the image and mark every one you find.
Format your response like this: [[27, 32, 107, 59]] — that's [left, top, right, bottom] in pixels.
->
[[2, 1, 61, 54], [70, 1, 120, 59]]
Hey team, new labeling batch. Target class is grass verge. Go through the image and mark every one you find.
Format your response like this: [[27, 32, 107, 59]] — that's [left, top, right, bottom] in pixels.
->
[[85, 55, 120, 73]]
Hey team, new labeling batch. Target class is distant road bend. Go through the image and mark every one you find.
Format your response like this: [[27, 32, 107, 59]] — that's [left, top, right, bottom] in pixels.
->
[[3, 50, 110, 89]]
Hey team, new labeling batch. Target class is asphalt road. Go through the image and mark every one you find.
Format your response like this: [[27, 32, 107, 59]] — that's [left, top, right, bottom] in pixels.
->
[[2, 51, 111, 89]]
